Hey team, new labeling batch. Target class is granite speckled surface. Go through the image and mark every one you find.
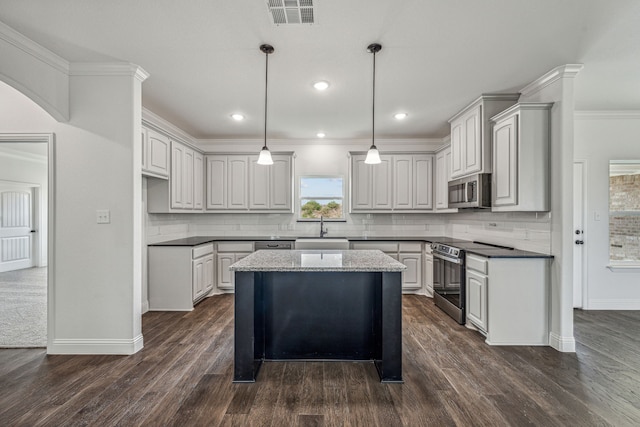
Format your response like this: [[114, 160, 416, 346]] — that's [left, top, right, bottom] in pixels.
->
[[229, 250, 407, 272], [148, 235, 552, 259]]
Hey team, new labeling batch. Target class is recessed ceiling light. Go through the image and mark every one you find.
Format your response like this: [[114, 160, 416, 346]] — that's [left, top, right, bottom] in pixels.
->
[[231, 113, 244, 121], [394, 112, 408, 120], [313, 81, 330, 91], [317, 132, 326, 138]]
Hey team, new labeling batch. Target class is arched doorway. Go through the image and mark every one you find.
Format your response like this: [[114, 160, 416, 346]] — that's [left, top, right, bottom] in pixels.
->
[[0, 81, 56, 348]]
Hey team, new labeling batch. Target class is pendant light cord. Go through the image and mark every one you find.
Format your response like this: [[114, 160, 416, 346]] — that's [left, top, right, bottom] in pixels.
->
[[371, 48, 376, 148], [264, 49, 269, 149]]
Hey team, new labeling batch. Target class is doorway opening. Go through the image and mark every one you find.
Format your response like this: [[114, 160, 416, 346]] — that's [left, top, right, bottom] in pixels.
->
[[0, 136, 54, 348]]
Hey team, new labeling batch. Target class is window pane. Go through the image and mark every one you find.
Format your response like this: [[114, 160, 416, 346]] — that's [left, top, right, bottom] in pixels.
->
[[300, 199, 343, 219], [609, 161, 640, 262], [299, 176, 344, 219], [300, 177, 343, 198]]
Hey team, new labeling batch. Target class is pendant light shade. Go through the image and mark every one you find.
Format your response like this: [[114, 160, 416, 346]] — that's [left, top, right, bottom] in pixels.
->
[[365, 145, 381, 164], [257, 44, 274, 165], [365, 43, 382, 165]]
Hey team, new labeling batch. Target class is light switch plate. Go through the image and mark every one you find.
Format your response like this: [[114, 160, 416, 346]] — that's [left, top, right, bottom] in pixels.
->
[[96, 209, 110, 224]]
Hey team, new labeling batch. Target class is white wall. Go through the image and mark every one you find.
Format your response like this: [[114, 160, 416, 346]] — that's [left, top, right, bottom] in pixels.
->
[[0, 29, 146, 354], [575, 113, 640, 309], [0, 144, 48, 266]]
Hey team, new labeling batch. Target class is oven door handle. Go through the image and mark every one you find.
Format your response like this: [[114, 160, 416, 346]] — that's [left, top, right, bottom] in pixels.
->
[[432, 252, 463, 265]]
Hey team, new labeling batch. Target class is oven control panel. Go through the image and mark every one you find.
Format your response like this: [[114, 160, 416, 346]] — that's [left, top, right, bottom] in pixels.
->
[[431, 243, 461, 258]]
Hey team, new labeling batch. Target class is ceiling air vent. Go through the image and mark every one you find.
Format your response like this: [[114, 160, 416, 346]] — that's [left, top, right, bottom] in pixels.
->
[[267, 0, 315, 25]]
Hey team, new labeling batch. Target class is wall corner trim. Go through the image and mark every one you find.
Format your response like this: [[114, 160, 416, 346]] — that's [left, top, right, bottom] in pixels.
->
[[549, 332, 576, 353], [520, 64, 584, 98]]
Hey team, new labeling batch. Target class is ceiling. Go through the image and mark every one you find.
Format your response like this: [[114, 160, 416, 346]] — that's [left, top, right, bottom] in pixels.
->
[[0, 0, 639, 141]]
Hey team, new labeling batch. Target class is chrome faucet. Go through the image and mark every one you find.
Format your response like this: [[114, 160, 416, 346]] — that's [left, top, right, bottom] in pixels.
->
[[320, 215, 328, 238]]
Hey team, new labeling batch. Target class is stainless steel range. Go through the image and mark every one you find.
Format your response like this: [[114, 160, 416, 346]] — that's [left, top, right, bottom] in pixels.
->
[[431, 243, 465, 324]]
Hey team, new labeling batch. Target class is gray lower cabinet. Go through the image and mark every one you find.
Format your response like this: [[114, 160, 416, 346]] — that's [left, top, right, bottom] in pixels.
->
[[424, 245, 434, 297], [216, 242, 253, 291], [148, 243, 214, 310], [351, 241, 424, 293], [465, 253, 550, 345]]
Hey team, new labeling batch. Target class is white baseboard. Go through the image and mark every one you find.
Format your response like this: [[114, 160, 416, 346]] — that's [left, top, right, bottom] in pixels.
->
[[587, 299, 640, 310], [48, 334, 144, 355], [549, 332, 576, 353], [142, 300, 149, 314]]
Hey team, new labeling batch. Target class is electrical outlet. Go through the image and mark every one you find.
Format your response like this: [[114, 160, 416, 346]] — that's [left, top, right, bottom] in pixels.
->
[[96, 209, 110, 224]]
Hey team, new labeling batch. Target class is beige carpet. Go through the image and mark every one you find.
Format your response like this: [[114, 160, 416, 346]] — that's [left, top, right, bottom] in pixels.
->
[[0, 267, 47, 348]]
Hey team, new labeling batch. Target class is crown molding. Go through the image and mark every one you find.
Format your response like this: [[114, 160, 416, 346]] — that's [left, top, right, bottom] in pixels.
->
[[520, 64, 584, 98], [69, 62, 149, 81], [0, 20, 69, 74], [575, 110, 640, 120], [195, 137, 448, 147], [142, 108, 196, 146]]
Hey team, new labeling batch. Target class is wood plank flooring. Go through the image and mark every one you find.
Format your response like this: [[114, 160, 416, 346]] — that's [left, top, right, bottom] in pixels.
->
[[1, 295, 639, 426]]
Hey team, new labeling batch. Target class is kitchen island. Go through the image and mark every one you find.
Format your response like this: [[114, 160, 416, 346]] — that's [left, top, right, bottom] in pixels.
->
[[229, 249, 406, 383]]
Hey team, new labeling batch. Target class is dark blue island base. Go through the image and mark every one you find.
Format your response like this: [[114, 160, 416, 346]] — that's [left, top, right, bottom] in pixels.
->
[[233, 270, 403, 383]]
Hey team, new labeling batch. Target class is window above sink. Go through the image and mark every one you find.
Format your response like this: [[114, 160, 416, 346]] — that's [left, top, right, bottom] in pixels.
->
[[298, 176, 345, 222]]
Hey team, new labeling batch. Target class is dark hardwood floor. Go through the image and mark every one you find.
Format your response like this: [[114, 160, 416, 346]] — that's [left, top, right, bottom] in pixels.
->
[[1, 295, 639, 426]]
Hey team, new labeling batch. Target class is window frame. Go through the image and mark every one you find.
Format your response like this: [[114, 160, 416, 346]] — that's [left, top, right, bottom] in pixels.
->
[[297, 175, 347, 222], [608, 160, 640, 267]]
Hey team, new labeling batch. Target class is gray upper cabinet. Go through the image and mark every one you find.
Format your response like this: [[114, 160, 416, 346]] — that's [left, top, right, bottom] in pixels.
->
[[350, 152, 433, 213], [205, 155, 249, 211], [435, 145, 457, 212], [449, 94, 520, 180], [490, 103, 552, 212], [147, 138, 203, 213], [351, 154, 392, 210], [142, 127, 170, 179], [206, 153, 293, 212], [250, 154, 293, 211]]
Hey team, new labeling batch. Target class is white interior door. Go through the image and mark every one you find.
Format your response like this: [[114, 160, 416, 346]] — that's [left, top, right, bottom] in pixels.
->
[[573, 162, 585, 308], [0, 185, 34, 272]]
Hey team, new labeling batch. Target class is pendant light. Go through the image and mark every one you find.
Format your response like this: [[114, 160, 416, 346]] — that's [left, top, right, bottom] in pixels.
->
[[257, 44, 274, 165], [365, 43, 382, 165]]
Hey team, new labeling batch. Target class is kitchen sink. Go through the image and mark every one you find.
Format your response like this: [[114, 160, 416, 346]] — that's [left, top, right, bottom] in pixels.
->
[[294, 238, 350, 250]]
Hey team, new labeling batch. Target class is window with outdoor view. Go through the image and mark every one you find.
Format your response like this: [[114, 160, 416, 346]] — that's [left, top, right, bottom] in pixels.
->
[[609, 161, 640, 264], [299, 176, 344, 220]]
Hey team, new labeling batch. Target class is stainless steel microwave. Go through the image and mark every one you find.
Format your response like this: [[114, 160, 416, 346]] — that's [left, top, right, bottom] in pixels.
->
[[448, 173, 492, 208]]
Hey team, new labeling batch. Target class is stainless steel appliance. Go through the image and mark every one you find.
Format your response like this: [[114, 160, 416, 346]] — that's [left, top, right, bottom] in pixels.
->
[[448, 173, 491, 209], [431, 243, 465, 324], [254, 241, 293, 250]]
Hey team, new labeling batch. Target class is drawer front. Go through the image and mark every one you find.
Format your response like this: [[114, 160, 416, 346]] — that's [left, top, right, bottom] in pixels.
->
[[351, 242, 398, 253], [192, 243, 214, 259], [399, 242, 422, 252], [466, 254, 488, 274], [217, 242, 254, 252]]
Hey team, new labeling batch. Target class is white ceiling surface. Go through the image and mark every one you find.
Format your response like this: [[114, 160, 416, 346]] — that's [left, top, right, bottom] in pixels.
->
[[0, 0, 639, 141]]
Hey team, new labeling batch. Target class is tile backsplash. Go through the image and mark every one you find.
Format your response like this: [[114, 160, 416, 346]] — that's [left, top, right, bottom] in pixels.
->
[[147, 210, 551, 253], [447, 211, 552, 253]]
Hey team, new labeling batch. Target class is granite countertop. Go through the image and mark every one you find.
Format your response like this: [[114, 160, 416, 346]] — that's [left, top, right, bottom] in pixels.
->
[[148, 235, 452, 246], [229, 250, 407, 272], [463, 247, 554, 259], [148, 236, 297, 246], [147, 235, 552, 259]]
